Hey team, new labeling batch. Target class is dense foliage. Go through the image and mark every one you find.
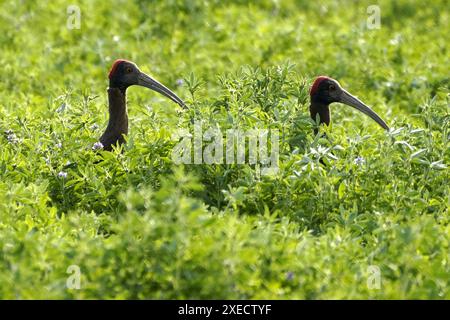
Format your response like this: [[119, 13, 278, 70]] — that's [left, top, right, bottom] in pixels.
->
[[0, 0, 448, 299]]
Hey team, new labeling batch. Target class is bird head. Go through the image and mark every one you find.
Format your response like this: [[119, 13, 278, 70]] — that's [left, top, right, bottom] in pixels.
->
[[309, 76, 389, 130], [108, 59, 186, 109]]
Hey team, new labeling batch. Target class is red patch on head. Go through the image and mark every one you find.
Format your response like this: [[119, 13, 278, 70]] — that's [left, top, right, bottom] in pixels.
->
[[108, 59, 130, 79], [310, 76, 331, 96]]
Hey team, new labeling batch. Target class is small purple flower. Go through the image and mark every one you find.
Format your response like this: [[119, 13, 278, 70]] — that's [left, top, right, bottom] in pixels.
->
[[286, 272, 294, 281], [6, 133, 18, 144], [92, 142, 104, 150], [90, 123, 99, 131], [176, 78, 184, 87], [354, 156, 366, 166], [56, 103, 67, 113], [5, 129, 19, 144], [55, 142, 62, 149], [58, 171, 68, 179]]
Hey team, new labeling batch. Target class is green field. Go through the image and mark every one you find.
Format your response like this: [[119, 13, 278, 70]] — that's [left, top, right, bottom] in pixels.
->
[[0, 0, 448, 299]]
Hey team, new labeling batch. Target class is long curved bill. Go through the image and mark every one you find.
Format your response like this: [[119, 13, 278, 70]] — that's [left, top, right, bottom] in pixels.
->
[[340, 90, 389, 130], [138, 72, 187, 109]]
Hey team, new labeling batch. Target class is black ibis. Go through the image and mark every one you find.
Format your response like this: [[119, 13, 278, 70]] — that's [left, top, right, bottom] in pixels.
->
[[99, 59, 186, 151], [309, 76, 389, 134]]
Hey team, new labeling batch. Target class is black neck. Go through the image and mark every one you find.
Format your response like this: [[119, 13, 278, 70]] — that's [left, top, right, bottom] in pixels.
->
[[310, 102, 330, 134], [99, 87, 128, 151]]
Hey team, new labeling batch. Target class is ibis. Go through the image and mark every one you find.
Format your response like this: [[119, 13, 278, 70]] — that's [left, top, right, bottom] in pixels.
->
[[309, 76, 389, 133], [99, 59, 186, 151]]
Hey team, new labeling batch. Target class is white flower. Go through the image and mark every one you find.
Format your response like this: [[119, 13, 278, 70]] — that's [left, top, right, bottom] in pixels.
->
[[92, 142, 104, 150]]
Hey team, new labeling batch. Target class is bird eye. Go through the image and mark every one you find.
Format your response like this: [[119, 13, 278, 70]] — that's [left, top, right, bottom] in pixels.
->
[[329, 84, 336, 91], [126, 67, 133, 73]]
